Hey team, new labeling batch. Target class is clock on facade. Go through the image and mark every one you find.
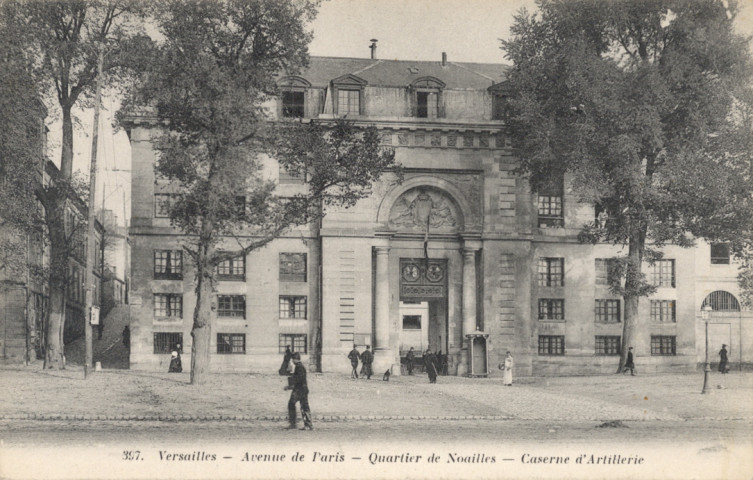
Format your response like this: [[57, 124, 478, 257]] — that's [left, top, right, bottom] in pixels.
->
[[402, 263, 420, 282]]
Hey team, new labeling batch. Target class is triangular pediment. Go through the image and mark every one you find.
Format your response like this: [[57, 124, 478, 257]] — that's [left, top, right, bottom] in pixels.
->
[[331, 73, 368, 86]]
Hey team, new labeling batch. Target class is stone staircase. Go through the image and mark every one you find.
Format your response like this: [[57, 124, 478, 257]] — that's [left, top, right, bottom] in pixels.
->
[[65, 304, 131, 369]]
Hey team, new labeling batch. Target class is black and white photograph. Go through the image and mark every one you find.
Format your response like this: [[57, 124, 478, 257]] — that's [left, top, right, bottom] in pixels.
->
[[1, 0, 752, 479]]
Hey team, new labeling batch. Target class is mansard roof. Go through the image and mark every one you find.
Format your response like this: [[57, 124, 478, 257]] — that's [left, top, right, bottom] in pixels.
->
[[283, 56, 509, 90]]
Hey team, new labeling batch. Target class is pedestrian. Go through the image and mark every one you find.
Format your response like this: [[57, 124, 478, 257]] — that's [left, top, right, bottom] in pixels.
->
[[360, 345, 373, 380], [347, 344, 361, 379], [122, 325, 130, 349], [279, 345, 293, 376], [719, 344, 729, 374], [168, 350, 182, 373], [284, 352, 313, 430], [623, 346, 635, 375], [499, 351, 513, 386], [424, 348, 438, 383], [406, 347, 415, 375]]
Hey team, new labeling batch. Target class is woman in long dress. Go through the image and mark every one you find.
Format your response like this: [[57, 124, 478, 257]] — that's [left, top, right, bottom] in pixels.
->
[[500, 351, 513, 386]]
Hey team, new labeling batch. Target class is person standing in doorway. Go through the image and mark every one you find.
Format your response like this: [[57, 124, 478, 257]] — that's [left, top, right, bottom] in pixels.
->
[[719, 344, 729, 374], [406, 347, 415, 375], [347, 345, 361, 379], [424, 348, 438, 384], [284, 352, 313, 430], [623, 347, 636, 375], [360, 345, 373, 379], [499, 351, 514, 386]]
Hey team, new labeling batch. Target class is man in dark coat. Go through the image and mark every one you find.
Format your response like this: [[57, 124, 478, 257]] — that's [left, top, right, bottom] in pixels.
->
[[285, 352, 313, 430], [347, 345, 360, 379], [405, 347, 415, 375], [424, 348, 438, 383], [719, 344, 729, 374], [279, 345, 293, 375], [623, 346, 635, 376], [168, 350, 182, 373], [360, 345, 373, 379]]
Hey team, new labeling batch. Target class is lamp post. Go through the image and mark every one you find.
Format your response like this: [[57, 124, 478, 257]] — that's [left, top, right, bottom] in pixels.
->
[[701, 304, 713, 394]]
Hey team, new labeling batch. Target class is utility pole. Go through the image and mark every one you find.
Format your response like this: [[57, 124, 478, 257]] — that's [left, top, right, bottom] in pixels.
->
[[84, 45, 104, 378]]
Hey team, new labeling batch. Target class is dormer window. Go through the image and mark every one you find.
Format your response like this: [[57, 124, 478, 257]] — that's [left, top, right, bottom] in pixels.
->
[[410, 77, 445, 119], [488, 81, 511, 122], [331, 74, 367, 117], [278, 76, 311, 119]]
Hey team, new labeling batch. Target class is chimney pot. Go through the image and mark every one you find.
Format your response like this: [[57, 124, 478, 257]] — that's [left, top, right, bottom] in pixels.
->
[[370, 39, 378, 59], [442, 52, 447, 66]]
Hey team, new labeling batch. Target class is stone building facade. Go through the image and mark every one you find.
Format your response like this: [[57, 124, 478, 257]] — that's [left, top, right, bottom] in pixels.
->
[[125, 53, 752, 376]]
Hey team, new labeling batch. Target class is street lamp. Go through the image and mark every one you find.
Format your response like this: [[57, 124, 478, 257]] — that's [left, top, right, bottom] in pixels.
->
[[701, 304, 713, 394]]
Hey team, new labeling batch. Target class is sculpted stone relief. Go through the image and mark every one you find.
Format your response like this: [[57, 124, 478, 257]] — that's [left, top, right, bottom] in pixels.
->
[[388, 188, 460, 232]]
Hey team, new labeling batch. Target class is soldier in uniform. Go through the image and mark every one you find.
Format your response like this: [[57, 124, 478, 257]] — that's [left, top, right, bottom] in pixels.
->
[[284, 352, 313, 430], [347, 345, 360, 379], [424, 348, 438, 384], [360, 345, 374, 380], [719, 344, 729, 374], [406, 347, 416, 375]]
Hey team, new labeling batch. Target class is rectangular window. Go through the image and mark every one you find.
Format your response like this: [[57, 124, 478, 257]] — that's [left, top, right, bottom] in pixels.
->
[[279, 334, 307, 354], [595, 336, 621, 355], [595, 299, 621, 323], [538, 299, 565, 320], [216, 254, 245, 281], [154, 294, 183, 318], [154, 194, 176, 218], [279, 296, 307, 319], [595, 258, 617, 286], [538, 335, 565, 355], [651, 335, 676, 356], [538, 195, 564, 227], [337, 89, 360, 116], [537, 257, 564, 287], [650, 300, 676, 322], [710, 243, 730, 265], [154, 250, 183, 279], [153, 332, 183, 354], [217, 295, 246, 318], [402, 315, 422, 329], [217, 333, 246, 354], [280, 253, 307, 282], [282, 90, 304, 118], [417, 91, 438, 119], [650, 259, 675, 287]]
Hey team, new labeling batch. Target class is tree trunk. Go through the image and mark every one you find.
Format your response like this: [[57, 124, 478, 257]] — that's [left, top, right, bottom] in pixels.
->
[[618, 233, 645, 373], [44, 199, 68, 369], [190, 243, 214, 385], [60, 105, 74, 180]]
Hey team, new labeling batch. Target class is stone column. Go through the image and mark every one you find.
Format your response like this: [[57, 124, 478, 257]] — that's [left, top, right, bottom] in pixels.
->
[[457, 244, 479, 376], [373, 245, 392, 374]]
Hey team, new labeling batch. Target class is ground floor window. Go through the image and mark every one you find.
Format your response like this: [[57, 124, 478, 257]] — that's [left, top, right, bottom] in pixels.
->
[[595, 336, 621, 355], [538, 335, 565, 355], [217, 333, 246, 354], [279, 334, 307, 354], [651, 335, 676, 356], [154, 332, 183, 354]]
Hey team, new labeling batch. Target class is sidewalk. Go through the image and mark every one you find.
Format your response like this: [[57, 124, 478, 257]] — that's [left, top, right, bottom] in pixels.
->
[[1, 365, 751, 423]]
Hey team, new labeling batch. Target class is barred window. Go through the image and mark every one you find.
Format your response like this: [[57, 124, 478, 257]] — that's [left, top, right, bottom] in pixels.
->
[[217, 333, 246, 354], [538, 258, 564, 287], [650, 259, 675, 287], [595, 258, 617, 286], [701, 291, 740, 312], [595, 299, 621, 323], [216, 254, 245, 280], [650, 300, 676, 322], [280, 253, 307, 282], [279, 334, 307, 354], [595, 336, 621, 355], [651, 335, 676, 356], [153, 332, 183, 354], [279, 296, 307, 319], [710, 243, 730, 265], [538, 335, 565, 355], [538, 299, 565, 320], [538, 195, 563, 227], [154, 294, 183, 318], [217, 295, 246, 318], [154, 250, 183, 279]]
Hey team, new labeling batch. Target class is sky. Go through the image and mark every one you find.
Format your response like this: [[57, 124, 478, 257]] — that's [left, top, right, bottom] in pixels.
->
[[61, 0, 753, 227]]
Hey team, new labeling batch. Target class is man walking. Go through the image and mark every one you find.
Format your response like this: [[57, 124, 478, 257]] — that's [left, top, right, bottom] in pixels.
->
[[623, 346, 636, 376], [284, 352, 313, 430], [360, 345, 374, 380], [406, 347, 415, 375], [424, 348, 438, 383], [347, 345, 360, 379], [719, 344, 729, 374]]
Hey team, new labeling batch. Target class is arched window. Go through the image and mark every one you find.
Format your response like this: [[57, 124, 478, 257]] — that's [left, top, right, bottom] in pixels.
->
[[701, 291, 740, 312]]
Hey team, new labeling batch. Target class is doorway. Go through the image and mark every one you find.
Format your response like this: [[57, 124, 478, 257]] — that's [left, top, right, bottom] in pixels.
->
[[398, 258, 448, 358]]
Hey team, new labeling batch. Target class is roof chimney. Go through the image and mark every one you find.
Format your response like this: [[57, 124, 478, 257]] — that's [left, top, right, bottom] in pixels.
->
[[370, 39, 378, 59], [441, 52, 447, 66]]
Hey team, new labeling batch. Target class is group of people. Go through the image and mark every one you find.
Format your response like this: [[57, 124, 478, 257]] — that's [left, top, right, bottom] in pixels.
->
[[347, 345, 374, 379]]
